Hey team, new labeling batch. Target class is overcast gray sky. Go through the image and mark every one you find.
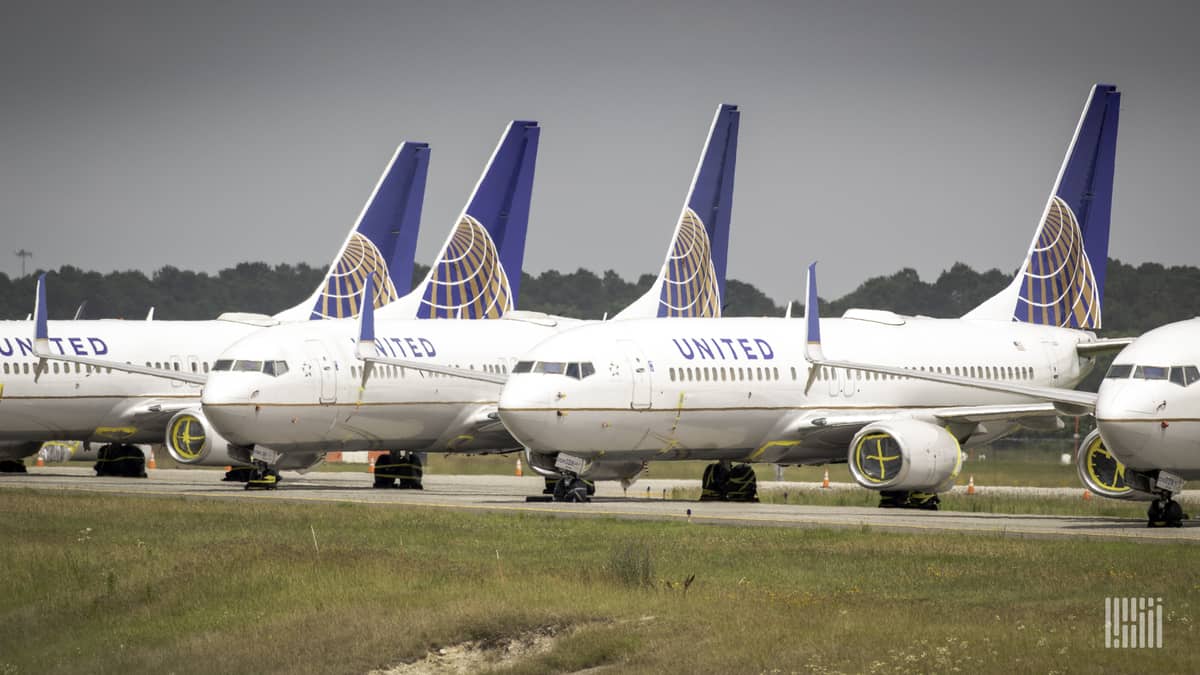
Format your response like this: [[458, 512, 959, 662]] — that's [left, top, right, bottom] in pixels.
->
[[2, 1, 1198, 303]]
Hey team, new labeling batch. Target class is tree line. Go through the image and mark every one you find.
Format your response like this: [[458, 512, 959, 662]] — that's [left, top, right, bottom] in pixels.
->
[[1, 259, 1194, 334]]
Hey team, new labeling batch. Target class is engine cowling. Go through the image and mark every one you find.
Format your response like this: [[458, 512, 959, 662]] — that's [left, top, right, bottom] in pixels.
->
[[848, 419, 963, 492], [1075, 428, 1152, 501], [165, 410, 252, 467]]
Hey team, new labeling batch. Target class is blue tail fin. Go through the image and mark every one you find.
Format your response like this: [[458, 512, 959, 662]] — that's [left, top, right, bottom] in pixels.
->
[[387, 121, 539, 320], [273, 142, 430, 321], [966, 84, 1119, 328], [616, 104, 739, 319]]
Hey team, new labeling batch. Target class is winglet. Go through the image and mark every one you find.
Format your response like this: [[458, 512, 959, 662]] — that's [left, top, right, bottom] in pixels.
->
[[33, 274, 49, 382], [34, 273, 48, 343], [356, 274, 378, 391], [802, 263, 824, 395], [804, 263, 824, 362]]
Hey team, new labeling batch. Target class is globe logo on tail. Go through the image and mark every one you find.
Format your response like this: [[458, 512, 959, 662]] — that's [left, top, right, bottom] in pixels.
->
[[1014, 196, 1101, 329], [658, 208, 722, 318], [419, 215, 513, 319], [310, 233, 400, 320]]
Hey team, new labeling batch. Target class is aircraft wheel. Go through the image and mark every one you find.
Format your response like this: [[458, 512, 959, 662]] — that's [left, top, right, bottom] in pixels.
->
[[0, 460, 28, 473]]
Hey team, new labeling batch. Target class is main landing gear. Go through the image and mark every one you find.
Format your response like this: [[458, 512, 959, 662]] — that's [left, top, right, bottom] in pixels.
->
[[373, 452, 424, 489], [94, 444, 147, 478], [544, 474, 594, 502], [1147, 497, 1186, 528], [0, 460, 28, 473], [699, 461, 758, 503], [877, 491, 941, 510]]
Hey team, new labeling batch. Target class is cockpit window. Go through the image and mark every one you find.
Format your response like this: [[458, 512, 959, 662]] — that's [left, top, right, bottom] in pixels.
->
[[233, 360, 264, 373], [522, 361, 596, 379], [1134, 365, 1169, 380], [212, 359, 234, 372], [263, 361, 289, 377], [1105, 364, 1133, 379], [1183, 366, 1200, 386]]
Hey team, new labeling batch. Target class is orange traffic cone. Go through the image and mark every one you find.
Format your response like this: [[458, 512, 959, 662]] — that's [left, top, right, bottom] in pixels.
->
[[515, 458, 523, 477], [148, 452, 157, 470], [966, 475, 975, 495], [1082, 490, 1092, 501], [821, 469, 830, 489], [36, 455, 45, 467]]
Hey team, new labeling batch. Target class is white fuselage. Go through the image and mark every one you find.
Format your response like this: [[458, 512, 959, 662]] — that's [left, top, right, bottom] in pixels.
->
[[200, 315, 580, 455], [498, 312, 1097, 465], [0, 319, 258, 457], [1093, 319, 1200, 479]]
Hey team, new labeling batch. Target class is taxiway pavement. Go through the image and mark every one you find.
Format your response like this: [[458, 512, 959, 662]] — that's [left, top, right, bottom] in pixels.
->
[[2, 467, 1196, 543]]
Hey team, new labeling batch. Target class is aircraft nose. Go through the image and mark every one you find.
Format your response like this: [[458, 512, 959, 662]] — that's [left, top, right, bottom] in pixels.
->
[[201, 375, 261, 444], [498, 376, 560, 447]]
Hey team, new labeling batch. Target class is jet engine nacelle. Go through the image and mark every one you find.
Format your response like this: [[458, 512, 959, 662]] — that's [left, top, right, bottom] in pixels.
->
[[1075, 428, 1153, 501], [848, 419, 963, 492], [164, 409, 252, 467]]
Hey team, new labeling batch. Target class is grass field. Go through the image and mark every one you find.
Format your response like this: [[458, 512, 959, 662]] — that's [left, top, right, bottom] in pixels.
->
[[0, 490, 1196, 674]]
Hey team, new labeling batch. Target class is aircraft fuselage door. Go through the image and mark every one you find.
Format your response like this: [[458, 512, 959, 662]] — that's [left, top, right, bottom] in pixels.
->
[[186, 355, 200, 389], [169, 354, 182, 388], [618, 340, 652, 409], [1041, 341, 1061, 382], [303, 339, 337, 404]]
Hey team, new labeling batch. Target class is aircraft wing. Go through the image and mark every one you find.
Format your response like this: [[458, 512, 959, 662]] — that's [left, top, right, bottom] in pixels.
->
[[811, 355, 1098, 416], [32, 274, 208, 385], [800, 263, 1098, 418], [360, 354, 508, 386], [87, 398, 200, 442], [354, 273, 509, 388], [791, 402, 1067, 437]]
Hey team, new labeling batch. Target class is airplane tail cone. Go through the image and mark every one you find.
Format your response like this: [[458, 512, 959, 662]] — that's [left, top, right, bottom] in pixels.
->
[[821, 469, 830, 489]]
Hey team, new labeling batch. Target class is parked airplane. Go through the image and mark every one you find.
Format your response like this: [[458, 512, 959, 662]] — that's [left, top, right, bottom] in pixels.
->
[[496, 84, 1125, 505], [192, 105, 741, 489], [3, 141, 430, 474], [805, 307, 1195, 527]]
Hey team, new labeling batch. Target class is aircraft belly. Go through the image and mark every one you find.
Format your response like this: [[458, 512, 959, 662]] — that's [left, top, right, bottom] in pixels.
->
[[0, 399, 113, 441], [329, 403, 467, 452]]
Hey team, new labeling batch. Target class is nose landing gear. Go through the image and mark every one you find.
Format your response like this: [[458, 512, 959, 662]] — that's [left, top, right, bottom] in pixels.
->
[[244, 460, 280, 490]]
